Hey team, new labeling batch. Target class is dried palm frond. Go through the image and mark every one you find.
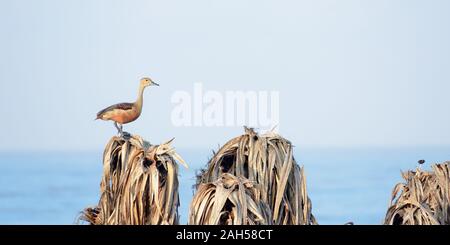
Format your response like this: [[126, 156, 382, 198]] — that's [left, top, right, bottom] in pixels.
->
[[189, 173, 272, 225], [384, 162, 450, 225], [194, 127, 317, 225], [80, 135, 187, 225]]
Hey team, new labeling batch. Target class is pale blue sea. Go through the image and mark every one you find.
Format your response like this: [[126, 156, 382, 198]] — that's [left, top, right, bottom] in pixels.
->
[[0, 147, 449, 225]]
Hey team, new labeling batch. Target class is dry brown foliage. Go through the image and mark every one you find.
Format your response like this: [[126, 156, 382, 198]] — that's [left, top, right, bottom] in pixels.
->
[[189, 173, 273, 225], [384, 162, 450, 225], [80, 135, 187, 225], [190, 127, 317, 225]]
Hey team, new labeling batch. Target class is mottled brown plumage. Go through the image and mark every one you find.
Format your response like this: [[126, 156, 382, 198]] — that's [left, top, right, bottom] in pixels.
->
[[96, 77, 159, 135], [96, 103, 134, 120]]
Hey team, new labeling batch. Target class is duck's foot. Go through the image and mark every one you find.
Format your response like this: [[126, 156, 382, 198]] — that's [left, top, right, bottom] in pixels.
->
[[120, 131, 131, 140]]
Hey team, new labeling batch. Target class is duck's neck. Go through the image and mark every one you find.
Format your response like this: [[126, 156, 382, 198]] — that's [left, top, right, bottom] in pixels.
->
[[136, 85, 145, 111]]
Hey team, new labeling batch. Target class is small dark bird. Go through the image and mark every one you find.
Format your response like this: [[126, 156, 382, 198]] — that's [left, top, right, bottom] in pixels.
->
[[418, 159, 425, 169]]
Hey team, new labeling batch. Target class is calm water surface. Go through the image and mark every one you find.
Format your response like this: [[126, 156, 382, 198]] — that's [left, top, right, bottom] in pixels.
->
[[0, 147, 448, 224]]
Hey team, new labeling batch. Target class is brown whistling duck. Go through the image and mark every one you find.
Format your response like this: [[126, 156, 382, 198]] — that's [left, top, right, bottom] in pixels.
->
[[96, 77, 159, 135]]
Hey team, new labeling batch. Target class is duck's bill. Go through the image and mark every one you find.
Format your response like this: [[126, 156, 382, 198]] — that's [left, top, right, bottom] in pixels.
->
[[152, 81, 160, 86]]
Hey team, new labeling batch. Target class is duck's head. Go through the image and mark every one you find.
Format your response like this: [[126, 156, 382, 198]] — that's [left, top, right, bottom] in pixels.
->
[[140, 77, 159, 87]]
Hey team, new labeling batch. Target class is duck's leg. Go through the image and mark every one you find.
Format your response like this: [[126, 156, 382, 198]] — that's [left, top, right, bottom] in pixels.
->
[[114, 122, 121, 135], [120, 124, 131, 138], [118, 123, 131, 139]]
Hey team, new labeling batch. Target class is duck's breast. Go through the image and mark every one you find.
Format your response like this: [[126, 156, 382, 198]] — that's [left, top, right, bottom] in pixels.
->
[[110, 108, 140, 124]]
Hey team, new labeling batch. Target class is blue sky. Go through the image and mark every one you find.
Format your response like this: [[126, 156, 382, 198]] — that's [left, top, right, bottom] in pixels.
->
[[0, 0, 449, 151]]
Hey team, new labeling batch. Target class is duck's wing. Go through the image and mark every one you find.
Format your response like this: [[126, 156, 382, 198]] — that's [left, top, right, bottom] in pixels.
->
[[96, 102, 134, 119]]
